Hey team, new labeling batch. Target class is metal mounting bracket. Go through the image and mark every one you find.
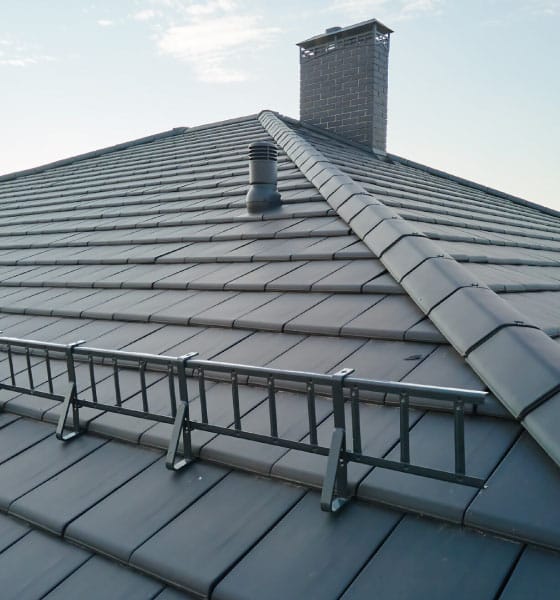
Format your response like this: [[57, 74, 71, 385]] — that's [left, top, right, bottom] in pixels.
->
[[56, 382, 82, 442], [320, 367, 354, 513], [166, 353, 198, 472]]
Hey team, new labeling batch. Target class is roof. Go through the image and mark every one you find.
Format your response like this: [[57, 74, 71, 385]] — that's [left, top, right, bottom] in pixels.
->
[[1, 111, 560, 597]]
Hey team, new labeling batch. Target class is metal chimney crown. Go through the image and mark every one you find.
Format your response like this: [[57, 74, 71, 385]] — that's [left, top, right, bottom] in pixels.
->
[[246, 141, 281, 213]]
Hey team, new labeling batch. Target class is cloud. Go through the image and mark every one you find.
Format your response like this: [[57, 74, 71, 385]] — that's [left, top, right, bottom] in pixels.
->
[[137, 1, 279, 82], [132, 9, 159, 21], [97, 19, 115, 26], [329, 0, 444, 20], [0, 38, 55, 67], [0, 54, 54, 67], [158, 14, 279, 82]]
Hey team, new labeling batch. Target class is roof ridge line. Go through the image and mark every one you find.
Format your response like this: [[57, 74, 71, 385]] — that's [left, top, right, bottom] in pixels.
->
[[258, 109, 560, 469], [0, 127, 188, 183]]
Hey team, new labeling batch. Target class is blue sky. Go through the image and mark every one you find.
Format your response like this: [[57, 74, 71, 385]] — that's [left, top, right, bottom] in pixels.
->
[[1, 0, 558, 208]]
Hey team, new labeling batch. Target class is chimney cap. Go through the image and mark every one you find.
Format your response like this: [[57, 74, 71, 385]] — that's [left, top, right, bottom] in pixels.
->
[[297, 18, 392, 48]]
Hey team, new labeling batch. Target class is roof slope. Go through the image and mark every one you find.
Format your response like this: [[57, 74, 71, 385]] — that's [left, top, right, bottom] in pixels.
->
[[1, 113, 560, 593]]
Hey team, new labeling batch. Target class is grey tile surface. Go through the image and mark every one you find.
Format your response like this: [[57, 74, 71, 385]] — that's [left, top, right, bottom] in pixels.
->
[[10, 441, 161, 534], [213, 492, 401, 600], [341, 294, 425, 339], [466, 433, 560, 549], [0, 513, 29, 553], [340, 515, 520, 600], [0, 418, 53, 465], [235, 292, 329, 331], [285, 293, 382, 335], [66, 458, 227, 561], [499, 545, 560, 600], [130, 471, 305, 596], [43, 555, 164, 600], [468, 325, 560, 418], [0, 530, 90, 600], [0, 432, 105, 510], [358, 413, 519, 522]]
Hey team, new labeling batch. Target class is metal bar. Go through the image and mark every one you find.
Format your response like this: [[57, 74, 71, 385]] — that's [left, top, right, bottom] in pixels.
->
[[198, 368, 208, 424], [307, 380, 318, 446], [345, 375, 487, 403], [77, 399, 173, 424], [231, 370, 241, 431], [400, 392, 410, 464], [112, 358, 122, 407], [350, 385, 362, 454], [45, 350, 53, 395], [7, 345, 15, 385], [454, 399, 466, 475], [139, 360, 148, 412], [267, 375, 278, 438], [88, 355, 98, 404], [190, 358, 335, 386], [167, 364, 177, 417], [25, 347, 34, 389], [0, 383, 64, 401]]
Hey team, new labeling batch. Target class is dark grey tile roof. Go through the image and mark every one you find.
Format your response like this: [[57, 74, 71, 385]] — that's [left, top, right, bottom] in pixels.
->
[[1, 111, 560, 596]]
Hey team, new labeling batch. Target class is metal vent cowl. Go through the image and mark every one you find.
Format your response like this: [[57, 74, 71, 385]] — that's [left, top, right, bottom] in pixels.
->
[[246, 141, 281, 213]]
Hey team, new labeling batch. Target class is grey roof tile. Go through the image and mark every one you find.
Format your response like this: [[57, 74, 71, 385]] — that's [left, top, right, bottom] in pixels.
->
[[465, 433, 560, 549], [429, 286, 535, 356], [150, 290, 238, 324], [400, 256, 481, 313], [467, 325, 560, 418], [285, 293, 383, 336], [66, 458, 227, 561], [130, 471, 304, 596], [0, 418, 52, 465], [224, 261, 303, 291], [191, 291, 280, 327], [340, 515, 520, 600], [0, 513, 29, 554], [358, 412, 519, 522], [341, 294, 425, 340], [0, 431, 105, 510], [499, 545, 560, 600], [43, 555, 164, 600], [10, 441, 161, 534], [235, 292, 329, 331], [0, 530, 90, 600], [213, 492, 400, 600]]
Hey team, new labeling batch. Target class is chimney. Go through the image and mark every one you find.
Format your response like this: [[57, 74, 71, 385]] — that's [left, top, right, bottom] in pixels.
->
[[298, 19, 393, 152]]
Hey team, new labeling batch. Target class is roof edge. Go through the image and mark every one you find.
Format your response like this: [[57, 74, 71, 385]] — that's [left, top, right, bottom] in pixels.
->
[[259, 109, 560, 469], [0, 127, 188, 183], [388, 152, 560, 220]]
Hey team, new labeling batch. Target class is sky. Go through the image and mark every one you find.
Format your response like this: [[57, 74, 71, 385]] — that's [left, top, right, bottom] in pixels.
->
[[1, 0, 558, 209]]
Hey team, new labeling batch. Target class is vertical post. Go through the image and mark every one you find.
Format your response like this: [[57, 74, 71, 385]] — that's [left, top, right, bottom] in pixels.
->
[[454, 399, 466, 476], [321, 367, 354, 513], [399, 392, 410, 464], [166, 352, 198, 471], [56, 340, 85, 442]]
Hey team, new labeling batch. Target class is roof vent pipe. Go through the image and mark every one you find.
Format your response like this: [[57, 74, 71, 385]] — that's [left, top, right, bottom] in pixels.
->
[[246, 141, 281, 213]]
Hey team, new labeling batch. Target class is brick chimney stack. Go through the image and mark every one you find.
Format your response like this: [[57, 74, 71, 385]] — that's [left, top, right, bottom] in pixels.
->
[[298, 19, 392, 152]]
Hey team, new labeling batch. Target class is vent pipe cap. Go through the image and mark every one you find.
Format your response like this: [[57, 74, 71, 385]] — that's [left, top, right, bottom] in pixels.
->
[[246, 141, 281, 214]]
